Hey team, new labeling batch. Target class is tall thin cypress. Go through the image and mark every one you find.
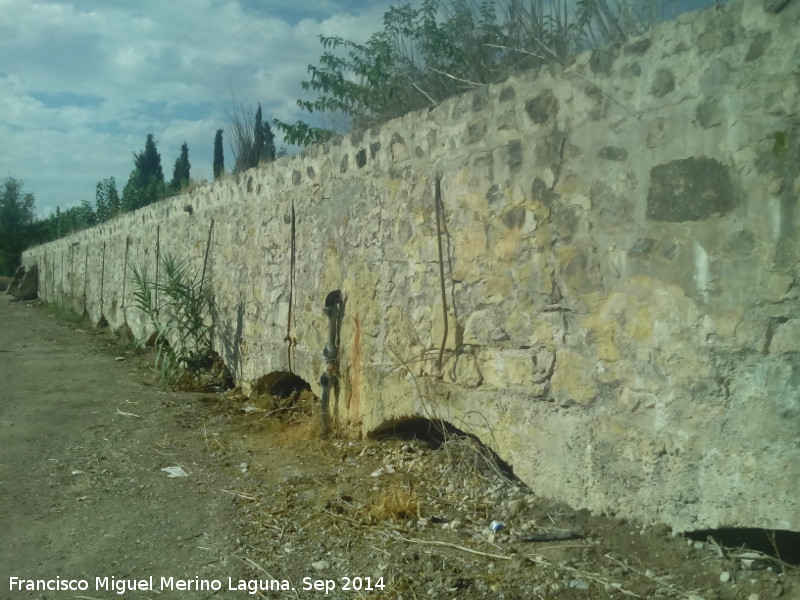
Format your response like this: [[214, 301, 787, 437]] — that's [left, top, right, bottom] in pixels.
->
[[253, 104, 264, 169], [213, 129, 224, 180]]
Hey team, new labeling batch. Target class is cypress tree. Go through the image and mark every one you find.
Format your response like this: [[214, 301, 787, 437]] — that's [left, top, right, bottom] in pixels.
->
[[123, 134, 166, 209], [262, 121, 276, 163], [213, 129, 224, 180], [253, 104, 264, 169], [135, 134, 164, 183], [171, 142, 191, 191]]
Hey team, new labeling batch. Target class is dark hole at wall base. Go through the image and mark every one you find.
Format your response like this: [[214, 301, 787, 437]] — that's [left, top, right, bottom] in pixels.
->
[[252, 371, 312, 399], [249, 371, 316, 421], [367, 416, 519, 483], [686, 528, 800, 568]]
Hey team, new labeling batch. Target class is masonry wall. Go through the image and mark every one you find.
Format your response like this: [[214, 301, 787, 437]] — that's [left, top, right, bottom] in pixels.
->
[[24, 0, 800, 533]]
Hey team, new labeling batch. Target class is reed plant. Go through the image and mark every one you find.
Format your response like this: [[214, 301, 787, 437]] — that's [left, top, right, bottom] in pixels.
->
[[130, 253, 214, 385]]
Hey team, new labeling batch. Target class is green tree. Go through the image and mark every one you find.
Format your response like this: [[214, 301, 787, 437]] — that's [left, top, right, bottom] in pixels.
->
[[170, 142, 191, 192], [123, 134, 166, 210], [54, 206, 63, 239], [213, 129, 225, 180], [122, 171, 164, 212], [47, 201, 96, 237], [95, 177, 120, 222], [261, 120, 276, 164], [254, 105, 265, 169], [275, 0, 653, 145], [136, 133, 164, 182], [0, 177, 37, 275], [254, 105, 276, 164]]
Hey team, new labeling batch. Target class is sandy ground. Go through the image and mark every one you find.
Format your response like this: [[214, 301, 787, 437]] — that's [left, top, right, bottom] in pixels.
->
[[1, 295, 796, 600], [0, 296, 255, 599]]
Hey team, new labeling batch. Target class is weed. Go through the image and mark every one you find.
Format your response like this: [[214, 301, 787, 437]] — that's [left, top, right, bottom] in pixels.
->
[[130, 253, 215, 385], [370, 479, 420, 523], [45, 302, 86, 327]]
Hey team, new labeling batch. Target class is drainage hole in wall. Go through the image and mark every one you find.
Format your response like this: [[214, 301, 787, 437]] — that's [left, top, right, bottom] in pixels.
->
[[367, 416, 519, 483], [249, 371, 315, 421], [685, 528, 800, 568]]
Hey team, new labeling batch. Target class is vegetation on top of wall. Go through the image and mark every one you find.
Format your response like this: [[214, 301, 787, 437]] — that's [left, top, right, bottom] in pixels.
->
[[276, 0, 721, 145], [2, 136, 204, 265], [213, 129, 225, 180], [226, 102, 278, 174]]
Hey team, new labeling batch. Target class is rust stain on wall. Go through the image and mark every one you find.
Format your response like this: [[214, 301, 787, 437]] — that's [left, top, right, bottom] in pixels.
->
[[348, 314, 362, 431]]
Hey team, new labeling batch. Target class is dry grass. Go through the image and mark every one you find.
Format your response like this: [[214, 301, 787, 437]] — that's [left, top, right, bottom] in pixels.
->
[[370, 479, 420, 523], [440, 435, 515, 484]]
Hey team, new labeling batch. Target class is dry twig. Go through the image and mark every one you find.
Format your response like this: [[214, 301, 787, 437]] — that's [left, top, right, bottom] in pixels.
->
[[220, 489, 257, 501], [387, 530, 512, 560]]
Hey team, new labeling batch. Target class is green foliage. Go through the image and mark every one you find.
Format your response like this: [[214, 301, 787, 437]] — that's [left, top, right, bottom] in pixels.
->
[[254, 105, 265, 166], [95, 177, 121, 222], [130, 253, 214, 386], [170, 141, 191, 192], [122, 171, 165, 211], [0, 177, 37, 275], [261, 118, 276, 163], [35, 201, 97, 241], [123, 134, 166, 210], [273, 119, 336, 147], [45, 301, 86, 326], [227, 101, 278, 174], [213, 129, 225, 180], [135, 134, 165, 182], [280, 0, 666, 144]]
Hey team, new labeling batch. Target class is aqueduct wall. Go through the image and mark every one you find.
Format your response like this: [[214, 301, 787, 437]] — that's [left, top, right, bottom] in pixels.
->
[[24, 0, 800, 533]]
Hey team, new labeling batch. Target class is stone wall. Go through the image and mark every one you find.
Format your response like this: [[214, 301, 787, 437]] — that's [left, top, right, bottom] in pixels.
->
[[24, 0, 800, 533]]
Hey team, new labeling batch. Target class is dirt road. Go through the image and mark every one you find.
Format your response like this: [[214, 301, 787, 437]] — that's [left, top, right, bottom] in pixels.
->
[[0, 297, 249, 599]]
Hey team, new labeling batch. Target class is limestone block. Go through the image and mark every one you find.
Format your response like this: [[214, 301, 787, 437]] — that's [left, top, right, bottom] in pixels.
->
[[550, 349, 597, 407], [770, 319, 800, 353], [463, 309, 509, 346], [479, 348, 542, 391], [449, 352, 483, 388]]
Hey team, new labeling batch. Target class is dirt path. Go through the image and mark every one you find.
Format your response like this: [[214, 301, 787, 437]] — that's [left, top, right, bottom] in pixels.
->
[[1, 296, 797, 600], [0, 297, 250, 599]]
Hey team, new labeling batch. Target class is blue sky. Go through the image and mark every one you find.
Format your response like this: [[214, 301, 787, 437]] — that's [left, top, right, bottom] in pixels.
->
[[0, 0, 394, 216], [0, 0, 717, 218]]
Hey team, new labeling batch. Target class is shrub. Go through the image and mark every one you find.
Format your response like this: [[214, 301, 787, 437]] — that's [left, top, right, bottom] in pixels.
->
[[130, 253, 214, 385]]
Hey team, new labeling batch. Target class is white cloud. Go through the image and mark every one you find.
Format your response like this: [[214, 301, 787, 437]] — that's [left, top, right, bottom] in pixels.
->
[[0, 0, 393, 216]]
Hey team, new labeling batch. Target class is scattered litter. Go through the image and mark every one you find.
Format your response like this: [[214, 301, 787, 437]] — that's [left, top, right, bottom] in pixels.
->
[[311, 561, 330, 571], [490, 520, 505, 532], [114, 356, 125, 361], [370, 464, 395, 477], [71, 470, 84, 475], [243, 406, 264, 414], [161, 466, 189, 478], [116, 408, 141, 418]]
